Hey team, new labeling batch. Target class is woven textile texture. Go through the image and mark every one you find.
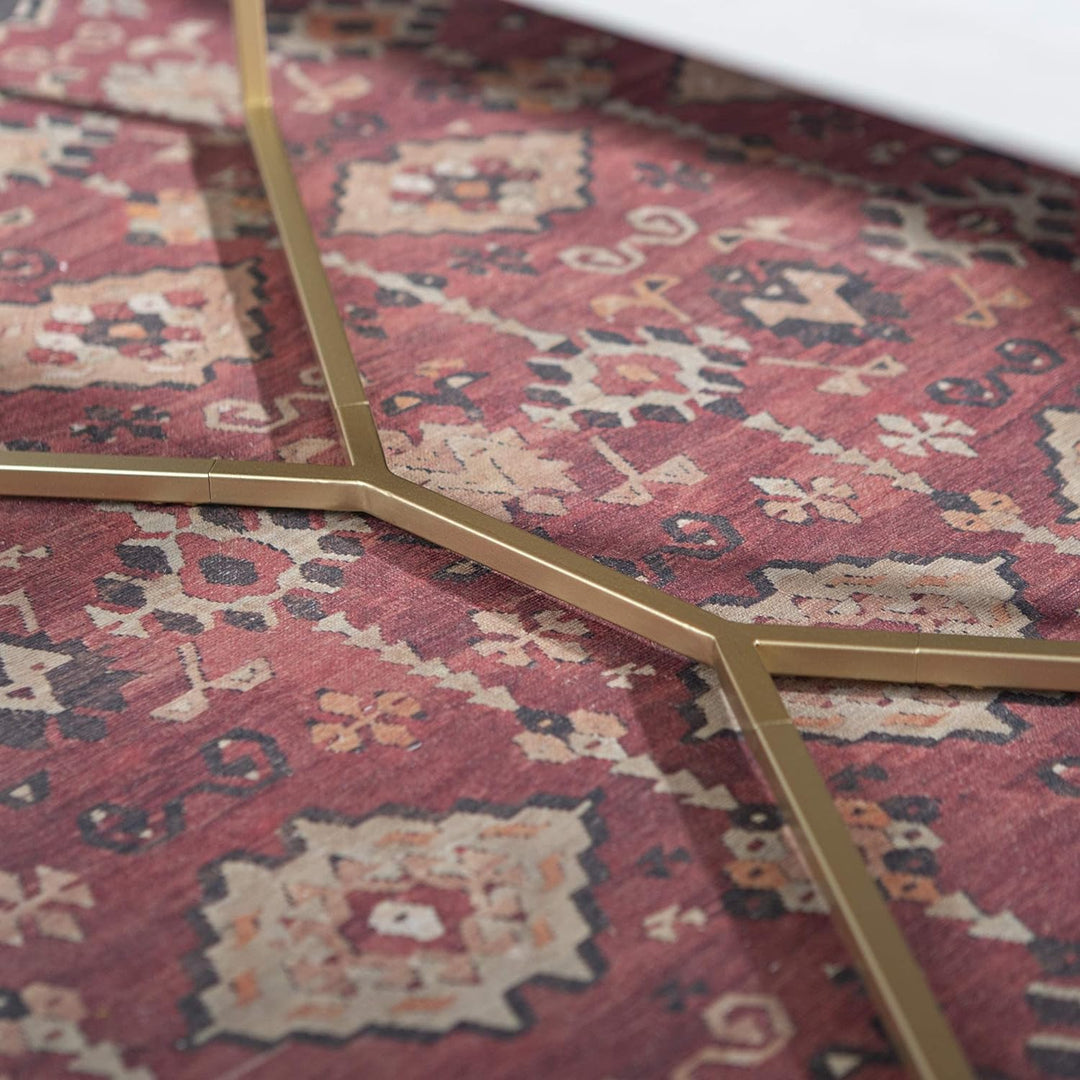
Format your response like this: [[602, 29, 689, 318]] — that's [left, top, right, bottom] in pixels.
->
[[2, 1, 1080, 1077]]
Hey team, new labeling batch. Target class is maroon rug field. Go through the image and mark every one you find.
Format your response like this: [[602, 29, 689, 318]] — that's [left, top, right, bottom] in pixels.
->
[[1, 1, 1080, 1077]]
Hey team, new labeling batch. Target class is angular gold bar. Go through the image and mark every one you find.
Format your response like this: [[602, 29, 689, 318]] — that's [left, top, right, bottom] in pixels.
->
[[335, 402, 391, 472], [208, 460, 366, 511], [752, 622, 1080, 690], [0, 450, 212, 503], [244, 106, 368, 418], [715, 640, 974, 1080], [365, 471, 720, 663], [752, 623, 919, 683], [914, 634, 1080, 691]]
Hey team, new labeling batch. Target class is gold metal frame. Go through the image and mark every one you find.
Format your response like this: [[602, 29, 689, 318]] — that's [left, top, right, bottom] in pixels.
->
[[3, 4, 1078, 1074]]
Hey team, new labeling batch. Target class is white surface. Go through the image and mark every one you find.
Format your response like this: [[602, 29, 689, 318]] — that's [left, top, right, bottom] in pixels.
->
[[520, 0, 1080, 175]]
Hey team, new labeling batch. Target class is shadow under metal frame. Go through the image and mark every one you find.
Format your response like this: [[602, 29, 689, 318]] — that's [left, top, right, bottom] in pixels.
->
[[3, 2, 1079, 1075]]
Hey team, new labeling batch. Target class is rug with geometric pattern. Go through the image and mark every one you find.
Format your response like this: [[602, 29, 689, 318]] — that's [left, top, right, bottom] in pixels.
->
[[1, 1, 1079, 1077]]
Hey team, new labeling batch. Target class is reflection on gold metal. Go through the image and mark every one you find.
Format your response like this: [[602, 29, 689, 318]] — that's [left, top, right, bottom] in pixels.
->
[[1, 4, 1075, 1076]]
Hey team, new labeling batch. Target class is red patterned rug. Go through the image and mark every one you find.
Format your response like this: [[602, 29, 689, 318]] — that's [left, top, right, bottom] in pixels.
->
[[2, 2, 1079, 1077]]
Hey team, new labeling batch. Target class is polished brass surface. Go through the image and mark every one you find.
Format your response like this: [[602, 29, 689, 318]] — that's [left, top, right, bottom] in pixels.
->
[[1, 4, 1074, 1075], [0, 450, 214, 503]]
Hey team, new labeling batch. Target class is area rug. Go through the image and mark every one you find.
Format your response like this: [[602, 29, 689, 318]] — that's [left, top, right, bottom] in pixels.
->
[[1, 1, 1079, 1077]]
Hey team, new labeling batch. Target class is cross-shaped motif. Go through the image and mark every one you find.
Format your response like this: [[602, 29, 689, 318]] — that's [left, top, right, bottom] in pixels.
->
[[1, 4, 1078, 1077]]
